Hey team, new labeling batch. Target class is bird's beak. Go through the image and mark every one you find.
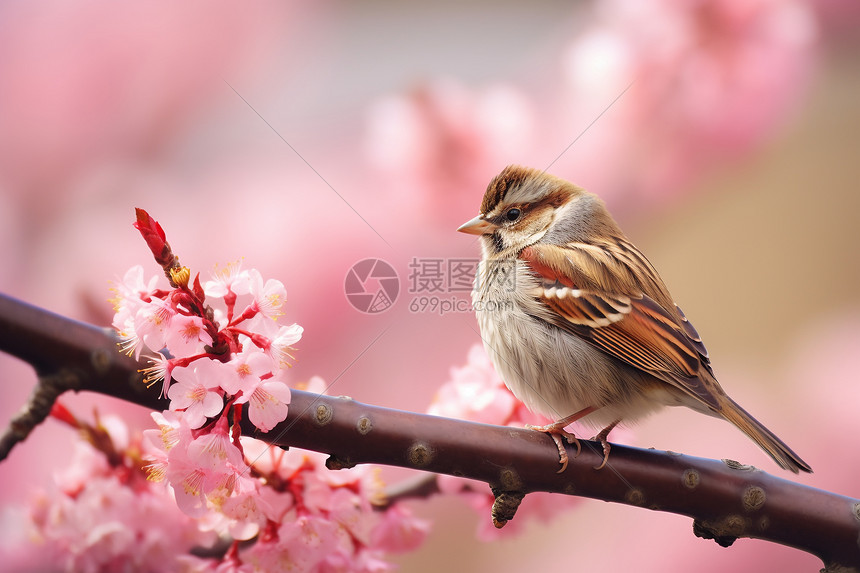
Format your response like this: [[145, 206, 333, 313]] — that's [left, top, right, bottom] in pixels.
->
[[457, 215, 497, 235]]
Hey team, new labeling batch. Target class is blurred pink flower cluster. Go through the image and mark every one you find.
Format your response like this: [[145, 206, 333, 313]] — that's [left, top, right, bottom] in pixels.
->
[[428, 345, 549, 428], [427, 345, 631, 540], [365, 81, 538, 228], [22, 412, 214, 573], [184, 385, 430, 572], [0, 0, 288, 202], [16, 395, 428, 573], [364, 0, 818, 217], [561, 0, 818, 200]]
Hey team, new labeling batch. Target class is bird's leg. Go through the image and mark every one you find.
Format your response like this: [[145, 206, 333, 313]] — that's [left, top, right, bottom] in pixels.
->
[[592, 420, 620, 470], [526, 406, 598, 473]]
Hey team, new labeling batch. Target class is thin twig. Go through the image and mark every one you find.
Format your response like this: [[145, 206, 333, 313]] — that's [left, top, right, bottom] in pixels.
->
[[0, 369, 80, 461], [377, 474, 441, 508]]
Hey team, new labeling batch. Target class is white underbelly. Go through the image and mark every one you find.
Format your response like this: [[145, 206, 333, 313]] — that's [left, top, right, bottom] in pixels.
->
[[473, 260, 677, 428]]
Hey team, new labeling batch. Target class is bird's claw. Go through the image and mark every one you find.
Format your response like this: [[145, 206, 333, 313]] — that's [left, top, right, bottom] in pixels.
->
[[526, 423, 581, 473], [594, 438, 611, 470], [592, 420, 619, 470]]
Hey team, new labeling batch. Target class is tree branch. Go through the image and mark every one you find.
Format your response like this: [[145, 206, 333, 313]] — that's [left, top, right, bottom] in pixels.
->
[[1, 292, 858, 571]]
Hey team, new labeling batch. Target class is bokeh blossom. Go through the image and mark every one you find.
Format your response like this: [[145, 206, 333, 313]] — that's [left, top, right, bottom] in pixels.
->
[[13, 404, 429, 572], [427, 344, 632, 540], [17, 411, 215, 573], [560, 0, 818, 203], [365, 80, 538, 227]]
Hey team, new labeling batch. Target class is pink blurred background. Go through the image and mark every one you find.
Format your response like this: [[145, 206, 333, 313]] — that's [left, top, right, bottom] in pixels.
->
[[1, 0, 859, 570]]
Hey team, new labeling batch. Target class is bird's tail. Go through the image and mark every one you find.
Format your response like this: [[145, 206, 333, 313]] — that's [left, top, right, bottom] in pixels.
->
[[720, 396, 812, 474]]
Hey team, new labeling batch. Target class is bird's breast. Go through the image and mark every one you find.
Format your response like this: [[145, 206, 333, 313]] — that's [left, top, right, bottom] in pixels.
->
[[471, 259, 670, 426]]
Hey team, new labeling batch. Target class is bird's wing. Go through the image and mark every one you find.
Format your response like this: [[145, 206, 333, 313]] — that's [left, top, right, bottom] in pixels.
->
[[519, 241, 721, 410]]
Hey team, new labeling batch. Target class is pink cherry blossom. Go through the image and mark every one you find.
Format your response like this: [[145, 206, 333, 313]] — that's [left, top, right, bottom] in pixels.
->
[[246, 269, 287, 320], [109, 265, 158, 316], [113, 316, 144, 360], [186, 429, 257, 513], [134, 297, 176, 354], [187, 427, 247, 473], [371, 502, 431, 553], [204, 260, 251, 298], [243, 379, 291, 432], [110, 266, 159, 359], [218, 484, 275, 541], [139, 351, 174, 397], [167, 362, 226, 429], [143, 410, 195, 485], [328, 486, 374, 545], [204, 260, 253, 325], [146, 410, 191, 453], [29, 473, 212, 573], [428, 344, 519, 425], [25, 417, 215, 572], [23, 385, 429, 571], [267, 323, 304, 370], [165, 314, 213, 357], [161, 418, 256, 521], [276, 515, 341, 569], [234, 433, 428, 569], [220, 349, 274, 396], [164, 446, 212, 518]]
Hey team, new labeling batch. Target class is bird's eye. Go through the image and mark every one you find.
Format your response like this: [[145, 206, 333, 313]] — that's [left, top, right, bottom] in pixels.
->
[[505, 208, 521, 222]]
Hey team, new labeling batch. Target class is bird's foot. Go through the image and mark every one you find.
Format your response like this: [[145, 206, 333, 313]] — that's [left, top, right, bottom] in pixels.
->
[[525, 422, 581, 473], [525, 406, 598, 473], [592, 420, 620, 470]]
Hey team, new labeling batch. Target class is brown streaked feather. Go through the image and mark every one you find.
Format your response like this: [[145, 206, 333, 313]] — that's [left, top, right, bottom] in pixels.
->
[[481, 165, 535, 214], [538, 287, 631, 327], [675, 304, 711, 369], [719, 395, 812, 473], [519, 242, 721, 410]]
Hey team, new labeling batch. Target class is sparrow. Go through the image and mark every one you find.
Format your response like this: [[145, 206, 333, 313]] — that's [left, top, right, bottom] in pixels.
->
[[458, 165, 811, 474]]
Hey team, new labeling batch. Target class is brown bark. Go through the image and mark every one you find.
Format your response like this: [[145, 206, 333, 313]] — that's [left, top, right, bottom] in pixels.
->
[[1, 292, 858, 571]]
